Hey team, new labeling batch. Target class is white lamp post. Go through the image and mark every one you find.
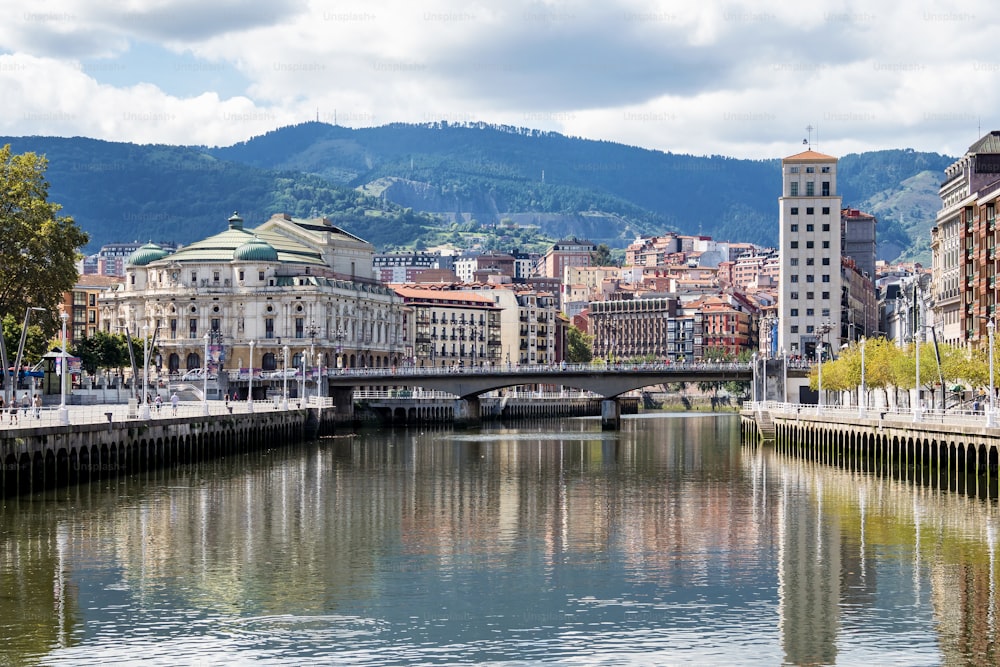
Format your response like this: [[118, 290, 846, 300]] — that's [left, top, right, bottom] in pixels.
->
[[751, 352, 758, 404], [139, 325, 152, 419], [301, 350, 307, 403], [781, 348, 787, 404], [282, 344, 289, 410], [859, 336, 866, 417], [816, 344, 823, 415], [202, 333, 210, 416], [247, 339, 255, 412], [988, 319, 996, 427], [913, 333, 922, 422], [58, 311, 69, 425]]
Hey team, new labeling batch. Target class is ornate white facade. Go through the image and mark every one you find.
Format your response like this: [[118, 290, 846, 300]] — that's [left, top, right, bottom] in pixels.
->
[[100, 212, 403, 379]]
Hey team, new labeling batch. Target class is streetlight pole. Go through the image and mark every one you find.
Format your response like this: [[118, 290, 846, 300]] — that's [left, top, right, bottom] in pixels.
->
[[202, 333, 210, 416], [816, 343, 823, 415], [58, 311, 69, 425], [247, 339, 255, 412], [859, 336, 866, 417], [282, 344, 290, 410], [751, 352, 758, 404], [139, 325, 152, 419], [989, 319, 996, 427]]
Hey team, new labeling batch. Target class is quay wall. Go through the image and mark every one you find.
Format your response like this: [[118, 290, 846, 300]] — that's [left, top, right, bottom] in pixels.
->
[[742, 407, 1000, 499]]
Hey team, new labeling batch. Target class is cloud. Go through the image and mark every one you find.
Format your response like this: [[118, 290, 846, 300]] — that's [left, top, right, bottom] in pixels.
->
[[0, 0, 998, 158]]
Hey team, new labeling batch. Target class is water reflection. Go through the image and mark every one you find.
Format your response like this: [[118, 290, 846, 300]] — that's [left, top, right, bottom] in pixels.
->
[[0, 415, 997, 664]]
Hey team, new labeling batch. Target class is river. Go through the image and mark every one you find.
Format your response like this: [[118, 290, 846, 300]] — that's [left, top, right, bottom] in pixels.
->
[[1, 413, 997, 665]]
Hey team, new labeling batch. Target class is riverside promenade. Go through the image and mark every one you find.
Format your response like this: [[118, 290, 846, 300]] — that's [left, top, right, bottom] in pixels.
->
[[742, 401, 1000, 498]]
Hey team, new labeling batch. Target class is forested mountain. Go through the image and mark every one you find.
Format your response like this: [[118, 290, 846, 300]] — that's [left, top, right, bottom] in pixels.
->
[[1, 123, 956, 260]]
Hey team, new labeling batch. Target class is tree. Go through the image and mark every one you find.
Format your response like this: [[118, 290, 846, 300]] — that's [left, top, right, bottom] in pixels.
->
[[590, 243, 615, 267], [0, 145, 89, 334], [566, 326, 593, 363]]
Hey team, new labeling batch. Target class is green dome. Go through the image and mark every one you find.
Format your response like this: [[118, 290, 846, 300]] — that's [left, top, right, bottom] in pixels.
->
[[233, 236, 278, 262], [127, 242, 170, 266]]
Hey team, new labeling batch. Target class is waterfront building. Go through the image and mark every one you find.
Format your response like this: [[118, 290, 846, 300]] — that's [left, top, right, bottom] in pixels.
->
[[778, 150, 843, 359], [61, 275, 122, 345], [538, 237, 595, 279], [841, 208, 877, 282], [590, 294, 681, 361], [931, 130, 1000, 347], [100, 212, 403, 377], [393, 285, 500, 368]]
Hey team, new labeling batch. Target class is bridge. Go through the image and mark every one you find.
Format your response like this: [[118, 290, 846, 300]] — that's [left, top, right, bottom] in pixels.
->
[[261, 361, 812, 428]]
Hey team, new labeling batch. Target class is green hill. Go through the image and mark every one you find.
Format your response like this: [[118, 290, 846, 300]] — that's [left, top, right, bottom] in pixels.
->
[[1, 124, 956, 260]]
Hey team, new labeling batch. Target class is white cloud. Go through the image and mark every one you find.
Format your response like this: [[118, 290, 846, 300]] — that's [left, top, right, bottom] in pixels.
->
[[1, 0, 999, 158]]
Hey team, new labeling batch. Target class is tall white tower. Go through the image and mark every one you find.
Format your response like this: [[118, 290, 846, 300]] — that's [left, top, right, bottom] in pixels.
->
[[778, 150, 843, 360]]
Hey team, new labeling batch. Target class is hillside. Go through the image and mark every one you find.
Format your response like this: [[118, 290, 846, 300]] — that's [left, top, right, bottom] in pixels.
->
[[1, 123, 956, 260]]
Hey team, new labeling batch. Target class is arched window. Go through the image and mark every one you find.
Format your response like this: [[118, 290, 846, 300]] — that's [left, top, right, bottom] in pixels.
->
[[168, 353, 180, 373], [261, 352, 276, 371], [186, 353, 201, 370]]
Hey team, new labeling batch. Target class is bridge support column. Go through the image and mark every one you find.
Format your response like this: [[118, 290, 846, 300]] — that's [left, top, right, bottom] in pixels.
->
[[331, 387, 354, 423], [454, 397, 481, 428], [601, 399, 621, 431]]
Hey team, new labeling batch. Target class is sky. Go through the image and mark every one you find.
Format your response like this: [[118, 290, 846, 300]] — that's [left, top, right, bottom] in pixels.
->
[[0, 0, 996, 159]]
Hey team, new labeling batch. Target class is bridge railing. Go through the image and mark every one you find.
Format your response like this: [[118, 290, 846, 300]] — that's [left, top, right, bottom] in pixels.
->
[[325, 361, 753, 379], [744, 400, 994, 427]]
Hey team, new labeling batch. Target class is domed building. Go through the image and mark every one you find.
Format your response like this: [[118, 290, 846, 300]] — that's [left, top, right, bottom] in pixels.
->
[[100, 212, 404, 385]]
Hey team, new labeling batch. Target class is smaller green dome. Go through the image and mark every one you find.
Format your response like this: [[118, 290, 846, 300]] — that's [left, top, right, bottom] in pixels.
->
[[233, 236, 278, 262], [127, 242, 169, 266]]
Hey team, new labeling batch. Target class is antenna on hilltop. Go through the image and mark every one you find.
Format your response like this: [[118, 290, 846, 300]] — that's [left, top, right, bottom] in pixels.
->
[[804, 124, 814, 149]]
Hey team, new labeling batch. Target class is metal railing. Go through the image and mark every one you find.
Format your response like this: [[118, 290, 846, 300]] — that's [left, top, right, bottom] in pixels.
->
[[744, 400, 996, 427]]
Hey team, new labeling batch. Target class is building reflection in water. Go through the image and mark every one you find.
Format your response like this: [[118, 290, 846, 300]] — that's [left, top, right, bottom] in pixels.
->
[[0, 416, 998, 665]]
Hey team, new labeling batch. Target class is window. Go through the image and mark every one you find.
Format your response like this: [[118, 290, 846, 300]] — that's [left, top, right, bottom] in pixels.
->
[[806, 241, 814, 248], [806, 275, 815, 282], [822, 223, 830, 231], [791, 208, 799, 215], [821, 182, 830, 196], [790, 166, 800, 173], [191, 272, 197, 283], [821, 291, 829, 299], [822, 208, 830, 215], [791, 275, 799, 283], [806, 308, 814, 316], [790, 182, 799, 196], [822, 274, 830, 282], [806, 207, 814, 215], [790, 258, 799, 266], [806, 325, 814, 333], [821, 258, 830, 265], [821, 308, 830, 317], [806, 292, 814, 299], [295, 318, 304, 338], [822, 241, 830, 248], [211, 317, 220, 332], [791, 292, 799, 299], [239, 270, 245, 281], [821, 166, 830, 173], [806, 182, 815, 196], [791, 325, 799, 333], [213, 270, 220, 282], [790, 309, 799, 316], [791, 241, 799, 248], [791, 224, 798, 231], [806, 166, 815, 173], [806, 258, 814, 265], [265, 318, 274, 338], [806, 223, 814, 232], [189, 319, 197, 338]]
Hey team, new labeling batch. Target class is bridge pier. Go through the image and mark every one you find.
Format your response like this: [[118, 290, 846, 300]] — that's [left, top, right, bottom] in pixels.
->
[[601, 399, 621, 430], [331, 387, 354, 423], [454, 397, 481, 428]]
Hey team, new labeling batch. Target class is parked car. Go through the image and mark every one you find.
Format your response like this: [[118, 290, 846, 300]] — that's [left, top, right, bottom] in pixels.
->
[[180, 369, 217, 381]]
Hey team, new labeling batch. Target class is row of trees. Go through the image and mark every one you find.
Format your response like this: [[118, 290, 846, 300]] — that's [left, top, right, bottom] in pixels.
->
[[811, 337, 993, 407]]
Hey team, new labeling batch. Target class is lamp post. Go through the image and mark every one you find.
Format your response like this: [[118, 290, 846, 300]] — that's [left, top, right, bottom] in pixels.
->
[[247, 340, 255, 412], [989, 319, 996, 427], [138, 325, 152, 420], [58, 311, 69, 425], [282, 344, 290, 410], [816, 343, 823, 415], [751, 352, 758, 404], [202, 333, 210, 416], [859, 336, 866, 417], [781, 347, 787, 404]]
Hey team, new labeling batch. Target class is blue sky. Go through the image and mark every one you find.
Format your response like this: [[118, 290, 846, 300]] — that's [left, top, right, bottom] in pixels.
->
[[0, 0, 995, 158]]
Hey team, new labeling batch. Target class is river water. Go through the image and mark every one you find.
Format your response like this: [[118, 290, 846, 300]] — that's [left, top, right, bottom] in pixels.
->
[[1, 413, 998, 665]]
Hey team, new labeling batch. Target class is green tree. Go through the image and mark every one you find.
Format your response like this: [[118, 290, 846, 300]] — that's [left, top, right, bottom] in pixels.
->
[[0, 145, 89, 330], [566, 326, 593, 363], [1, 313, 48, 366], [590, 243, 615, 267]]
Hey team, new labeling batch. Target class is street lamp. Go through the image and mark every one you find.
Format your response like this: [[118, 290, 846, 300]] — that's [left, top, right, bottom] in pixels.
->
[[202, 333, 210, 416], [816, 343, 823, 415], [248, 339, 255, 412], [988, 319, 996, 427], [139, 325, 151, 420], [58, 311, 69, 425], [859, 336, 866, 417], [282, 344, 289, 410], [751, 352, 758, 404]]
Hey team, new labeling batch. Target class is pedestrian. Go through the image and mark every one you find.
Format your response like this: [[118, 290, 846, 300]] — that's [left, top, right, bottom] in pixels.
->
[[154, 394, 162, 412], [8, 397, 17, 424], [170, 391, 179, 415], [21, 392, 30, 417], [33, 394, 41, 419]]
